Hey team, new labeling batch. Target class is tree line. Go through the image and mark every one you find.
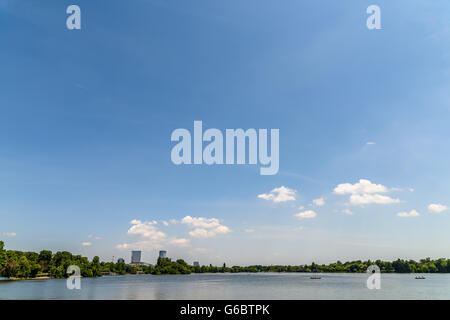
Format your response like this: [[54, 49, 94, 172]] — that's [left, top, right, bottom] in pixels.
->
[[2, 240, 450, 279], [0, 241, 102, 278]]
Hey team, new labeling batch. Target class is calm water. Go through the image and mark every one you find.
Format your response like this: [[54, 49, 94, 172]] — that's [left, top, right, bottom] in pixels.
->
[[1, 273, 449, 300]]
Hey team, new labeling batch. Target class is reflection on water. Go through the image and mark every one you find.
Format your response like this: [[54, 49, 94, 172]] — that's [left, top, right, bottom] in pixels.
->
[[1, 273, 449, 300]]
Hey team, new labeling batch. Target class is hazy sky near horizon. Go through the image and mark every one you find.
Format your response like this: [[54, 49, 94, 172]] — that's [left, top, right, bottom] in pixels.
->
[[1, 0, 450, 266]]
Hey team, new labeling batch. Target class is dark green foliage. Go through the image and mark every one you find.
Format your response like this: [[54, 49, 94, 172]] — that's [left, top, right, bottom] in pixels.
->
[[0, 241, 104, 279], [1, 240, 449, 278], [147, 257, 192, 275]]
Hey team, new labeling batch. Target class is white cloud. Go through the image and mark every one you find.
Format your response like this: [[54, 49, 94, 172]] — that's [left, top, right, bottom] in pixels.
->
[[181, 216, 220, 229], [295, 210, 317, 219], [397, 210, 420, 217], [188, 226, 231, 238], [168, 238, 190, 247], [3, 232, 16, 237], [115, 240, 164, 251], [127, 219, 166, 241], [334, 179, 400, 206], [366, 142, 376, 145], [181, 216, 231, 238], [244, 228, 255, 233], [428, 203, 447, 213], [81, 242, 92, 247], [349, 193, 400, 205], [312, 198, 325, 207], [116, 219, 170, 251], [298, 205, 304, 210], [258, 186, 296, 203], [117, 215, 230, 251], [334, 179, 388, 195], [341, 209, 353, 215], [189, 229, 212, 238]]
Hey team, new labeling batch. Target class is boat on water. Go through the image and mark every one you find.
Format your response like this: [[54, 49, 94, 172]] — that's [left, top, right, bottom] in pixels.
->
[[310, 276, 322, 279], [415, 276, 426, 279]]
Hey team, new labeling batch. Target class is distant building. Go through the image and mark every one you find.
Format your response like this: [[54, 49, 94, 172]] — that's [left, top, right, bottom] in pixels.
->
[[131, 250, 141, 263], [117, 258, 125, 264], [130, 262, 150, 267], [193, 261, 200, 267], [159, 250, 167, 258]]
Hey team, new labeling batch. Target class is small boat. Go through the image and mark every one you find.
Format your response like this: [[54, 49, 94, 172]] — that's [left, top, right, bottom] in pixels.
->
[[415, 276, 426, 279], [310, 276, 322, 279]]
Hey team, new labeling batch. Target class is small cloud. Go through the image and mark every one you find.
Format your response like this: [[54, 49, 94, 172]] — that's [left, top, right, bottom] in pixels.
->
[[117, 218, 192, 251], [295, 210, 317, 219], [95, 236, 101, 240], [258, 186, 296, 203], [349, 193, 400, 205], [397, 210, 420, 218], [298, 205, 304, 210], [428, 203, 447, 213], [366, 142, 376, 145], [181, 216, 231, 238], [162, 221, 169, 226], [334, 179, 401, 206], [127, 220, 166, 240], [81, 242, 92, 247], [115, 240, 164, 251], [189, 226, 231, 238], [244, 228, 255, 233], [312, 198, 325, 207], [334, 179, 388, 195], [341, 209, 353, 215], [3, 232, 16, 237], [168, 238, 190, 247]]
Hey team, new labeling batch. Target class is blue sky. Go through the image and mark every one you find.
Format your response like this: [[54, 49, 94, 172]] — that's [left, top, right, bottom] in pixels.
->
[[1, 0, 450, 265]]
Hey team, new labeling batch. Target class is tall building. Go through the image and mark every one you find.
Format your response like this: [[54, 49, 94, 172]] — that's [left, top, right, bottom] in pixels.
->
[[159, 250, 167, 258], [131, 250, 141, 263], [193, 261, 200, 267]]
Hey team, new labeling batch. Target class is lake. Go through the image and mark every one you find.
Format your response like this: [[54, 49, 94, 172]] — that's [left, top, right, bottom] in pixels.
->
[[1, 273, 449, 300]]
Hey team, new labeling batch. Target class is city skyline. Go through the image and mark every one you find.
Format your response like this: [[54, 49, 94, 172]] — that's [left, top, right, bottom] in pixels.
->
[[1, 0, 450, 266]]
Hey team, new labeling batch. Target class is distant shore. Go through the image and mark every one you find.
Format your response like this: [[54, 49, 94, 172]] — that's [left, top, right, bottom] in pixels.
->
[[2, 240, 450, 280], [0, 276, 51, 281], [0, 271, 445, 282]]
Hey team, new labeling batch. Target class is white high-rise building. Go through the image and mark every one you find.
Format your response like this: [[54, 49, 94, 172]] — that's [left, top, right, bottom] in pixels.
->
[[131, 250, 141, 263]]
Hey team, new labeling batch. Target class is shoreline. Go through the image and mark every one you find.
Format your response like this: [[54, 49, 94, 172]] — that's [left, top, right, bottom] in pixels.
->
[[1, 272, 443, 282], [0, 276, 51, 281]]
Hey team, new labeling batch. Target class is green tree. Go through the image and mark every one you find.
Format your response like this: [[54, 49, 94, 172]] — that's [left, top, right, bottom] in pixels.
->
[[91, 256, 102, 277], [38, 250, 52, 273], [0, 241, 7, 273], [17, 256, 32, 278]]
